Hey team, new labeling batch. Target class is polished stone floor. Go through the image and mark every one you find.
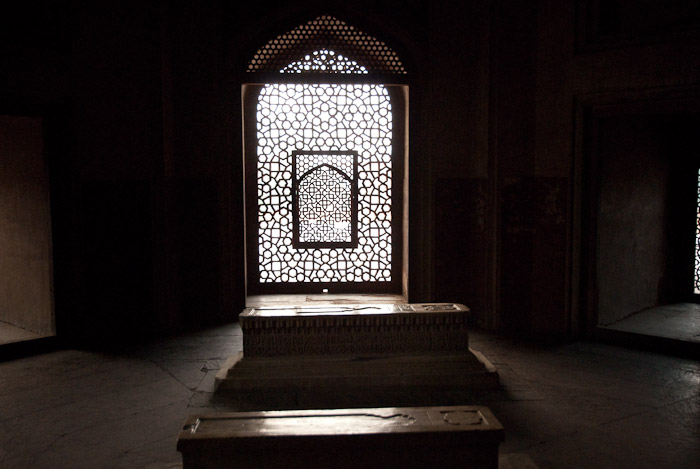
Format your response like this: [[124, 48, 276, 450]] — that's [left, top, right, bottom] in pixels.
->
[[602, 303, 700, 344], [0, 322, 698, 468]]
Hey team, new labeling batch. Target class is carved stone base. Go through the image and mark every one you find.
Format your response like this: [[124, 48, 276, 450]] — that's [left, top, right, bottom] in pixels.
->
[[216, 303, 499, 409], [239, 303, 472, 357]]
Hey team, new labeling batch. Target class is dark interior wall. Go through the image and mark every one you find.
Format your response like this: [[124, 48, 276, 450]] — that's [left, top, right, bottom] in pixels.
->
[[0, 116, 54, 336], [596, 117, 671, 325], [491, 0, 700, 336], [427, 0, 491, 326], [595, 113, 700, 326], [1, 0, 699, 342], [165, 1, 237, 330], [491, 0, 574, 336], [583, 0, 700, 45], [69, 1, 164, 339], [573, 0, 700, 333], [2, 1, 166, 339], [0, 2, 72, 338], [493, 0, 539, 334]]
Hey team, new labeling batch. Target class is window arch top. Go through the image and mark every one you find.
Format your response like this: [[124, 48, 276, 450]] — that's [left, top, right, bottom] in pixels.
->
[[282, 49, 368, 74], [247, 15, 406, 75]]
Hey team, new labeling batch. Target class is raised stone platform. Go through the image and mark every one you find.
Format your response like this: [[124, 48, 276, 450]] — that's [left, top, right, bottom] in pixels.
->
[[177, 405, 504, 469], [241, 303, 472, 356], [216, 303, 499, 409]]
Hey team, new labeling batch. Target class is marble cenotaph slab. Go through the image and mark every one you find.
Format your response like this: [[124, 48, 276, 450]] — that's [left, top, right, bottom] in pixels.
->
[[177, 405, 504, 469]]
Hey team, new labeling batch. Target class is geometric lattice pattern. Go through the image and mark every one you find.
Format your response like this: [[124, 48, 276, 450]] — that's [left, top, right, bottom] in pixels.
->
[[247, 15, 406, 75], [695, 168, 700, 294], [256, 83, 392, 283], [283, 49, 367, 74], [298, 167, 352, 241], [293, 152, 357, 247]]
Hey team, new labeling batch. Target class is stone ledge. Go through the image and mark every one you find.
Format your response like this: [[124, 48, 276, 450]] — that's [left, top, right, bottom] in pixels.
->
[[215, 349, 500, 409]]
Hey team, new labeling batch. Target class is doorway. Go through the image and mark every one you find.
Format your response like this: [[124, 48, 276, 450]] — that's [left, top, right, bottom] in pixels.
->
[[0, 115, 55, 345], [584, 106, 700, 346]]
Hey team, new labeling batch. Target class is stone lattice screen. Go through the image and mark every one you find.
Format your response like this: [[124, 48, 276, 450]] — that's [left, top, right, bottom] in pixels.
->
[[247, 15, 406, 74], [255, 83, 393, 283], [695, 168, 700, 294], [245, 15, 406, 289]]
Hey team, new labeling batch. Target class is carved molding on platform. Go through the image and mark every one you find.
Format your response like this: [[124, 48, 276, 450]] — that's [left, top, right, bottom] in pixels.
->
[[240, 303, 470, 357]]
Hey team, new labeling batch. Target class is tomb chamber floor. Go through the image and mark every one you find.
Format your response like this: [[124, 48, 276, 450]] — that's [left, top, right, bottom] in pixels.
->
[[0, 321, 698, 468], [601, 302, 700, 344]]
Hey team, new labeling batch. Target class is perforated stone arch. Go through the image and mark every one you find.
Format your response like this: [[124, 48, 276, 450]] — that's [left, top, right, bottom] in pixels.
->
[[247, 15, 406, 74]]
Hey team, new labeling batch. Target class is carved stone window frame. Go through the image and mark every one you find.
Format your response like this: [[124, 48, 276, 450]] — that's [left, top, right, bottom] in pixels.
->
[[695, 168, 700, 294], [292, 150, 358, 249], [242, 15, 408, 295]]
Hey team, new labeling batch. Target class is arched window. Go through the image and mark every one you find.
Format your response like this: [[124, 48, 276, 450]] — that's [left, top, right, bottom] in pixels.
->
[[243, 15, 408, 295], [293, 151, 358, 249]]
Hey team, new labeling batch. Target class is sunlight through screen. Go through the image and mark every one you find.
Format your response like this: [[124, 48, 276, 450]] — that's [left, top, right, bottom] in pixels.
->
[[281, 49, 368, 74], [293, 151, 357, 247], [256, 83, 392, 283], [695, 168, 700, 294]]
